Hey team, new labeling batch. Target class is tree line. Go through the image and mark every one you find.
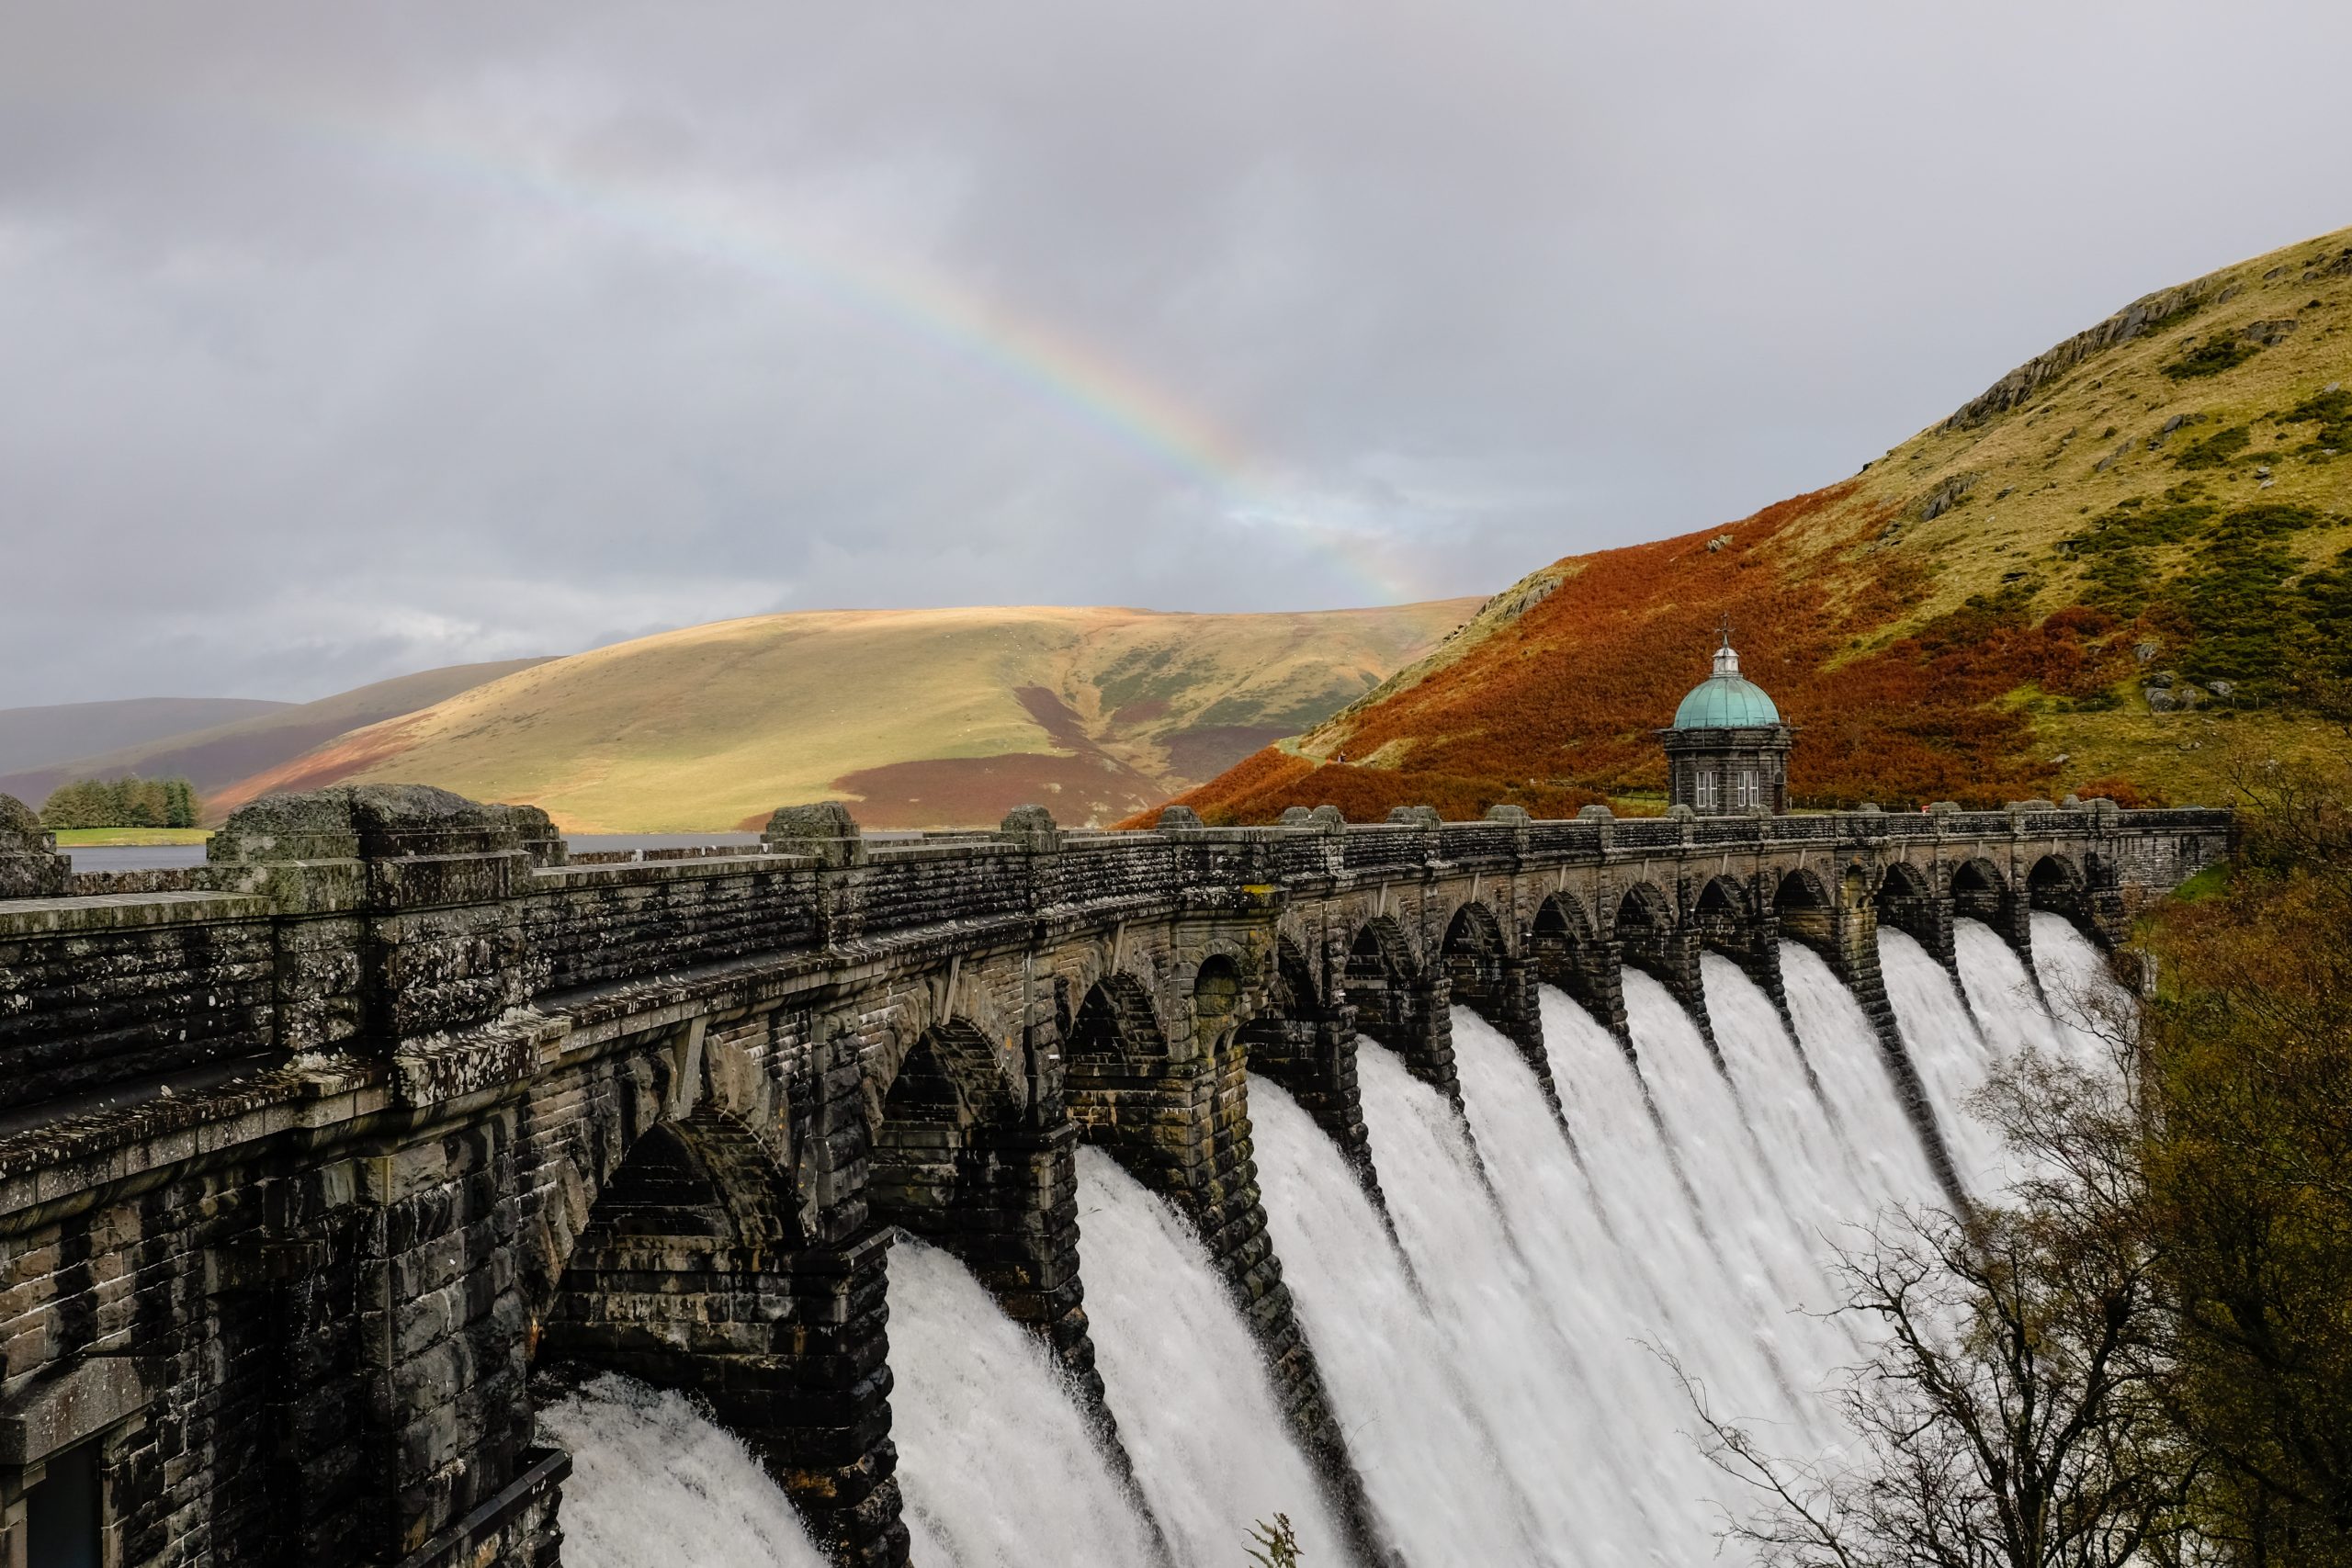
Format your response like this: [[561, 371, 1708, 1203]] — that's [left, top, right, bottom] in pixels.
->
[[1679, 737, 2352, 1566], [39, 776, 203, 829]]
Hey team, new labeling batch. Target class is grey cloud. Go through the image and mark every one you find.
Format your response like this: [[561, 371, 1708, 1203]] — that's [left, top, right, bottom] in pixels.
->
[[2, 0, 2346, 702]]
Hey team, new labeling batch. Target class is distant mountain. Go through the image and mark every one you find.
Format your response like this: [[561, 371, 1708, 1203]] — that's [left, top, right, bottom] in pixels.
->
[[0, 660, 553, 809], [1162, 223, 2352, 822], [212, 604, 1479, 831], [0, 697, 289, 778]]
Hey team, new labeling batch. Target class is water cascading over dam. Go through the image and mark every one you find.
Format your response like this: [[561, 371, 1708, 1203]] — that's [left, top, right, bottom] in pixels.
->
[[541, 911, 2119, 1567]]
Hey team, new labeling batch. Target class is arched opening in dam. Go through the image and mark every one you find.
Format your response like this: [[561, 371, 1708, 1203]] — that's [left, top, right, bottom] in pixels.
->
[[532, 1105, 847, 1566]]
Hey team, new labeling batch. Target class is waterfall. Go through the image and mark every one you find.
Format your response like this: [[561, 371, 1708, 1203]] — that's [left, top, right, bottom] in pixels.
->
[[1258, 970, 1951, 1568], [1879, 923, 2013, 1186], [887, 1236, 1163, 1567], [1250, 1074, 1549, 1565], [557, 914, 2121, 1566], [1072, 1146, 1348, 1567], [535, 1373, 829, 1568], [1456, 995, 1792, 1565], [1883, 915, 2122, 1193], [2029, 909, 2131, 1067], [1776, 941, 1941, 1204]]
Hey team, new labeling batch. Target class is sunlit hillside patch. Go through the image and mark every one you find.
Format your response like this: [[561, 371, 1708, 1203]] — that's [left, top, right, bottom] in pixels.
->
[[210, 602, 1480, 832]]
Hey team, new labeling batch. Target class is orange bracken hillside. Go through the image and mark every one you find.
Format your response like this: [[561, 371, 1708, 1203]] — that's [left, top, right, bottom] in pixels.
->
[[1158, 223, 2352, 823], [1159, 484, 2125, 820]]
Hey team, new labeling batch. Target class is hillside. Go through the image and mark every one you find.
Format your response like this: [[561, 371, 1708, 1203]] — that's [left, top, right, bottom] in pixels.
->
[[213, 603, 1477, 832], [0, 660, 551, 807], [0, 697, 289, 777], [1164, 225, 2352, 823]]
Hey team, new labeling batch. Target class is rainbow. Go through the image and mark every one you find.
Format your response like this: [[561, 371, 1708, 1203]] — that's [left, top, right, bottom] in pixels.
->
[[164, 90, 1428, 602]]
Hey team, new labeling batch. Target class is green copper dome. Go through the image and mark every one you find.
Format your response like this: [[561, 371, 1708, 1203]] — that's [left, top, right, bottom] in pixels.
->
[[1671, 639, 1782, 728]]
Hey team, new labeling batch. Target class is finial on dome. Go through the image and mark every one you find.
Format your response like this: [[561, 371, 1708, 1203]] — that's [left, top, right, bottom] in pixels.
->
[[1713, 616, 1739, 677]]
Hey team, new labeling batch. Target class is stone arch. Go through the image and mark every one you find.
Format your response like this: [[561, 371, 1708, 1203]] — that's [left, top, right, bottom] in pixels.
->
[[1442, 898, 1508, 960], [875, 1010, 1112, 1441], [2077, 849, 2128, 946], [1949, 856, 2011, 925], [1067, 946, 1387, 1566], [539, 1106, 804, 1355], [1440, 899, 1509, 1010], [1345, 914, 1416, 985], [1443, 896, 1542, 1047], [1271, 933, 1326, 1021], [857, 976, 1027, 1142], [1772, 867, 1836, 953], [1343, 914, 1417, 1034], [1240, 936, 1330, 1068], [1531, 889, 1618, 1032], [1193, 953, 1245, 1057], [521, 1037, 703, 1319], [1532, 889, 1598, 954], [1689, 871, 1793, 1024], [1875, 859, 1940, 951], [2028, 852, 2083, 908], [1344, 911, 1457, 1097], [1613, 879, 1677, 981], [868, 1019, 1028, 1234], [1690, 874, 1753, 954], [2026, 850, 2110, 947], [531, 1103, 884, 1553], [881, 1017, 1023, 1125], [1240, 933, 1379, 1210], [1067, 972, 1171, 1069]]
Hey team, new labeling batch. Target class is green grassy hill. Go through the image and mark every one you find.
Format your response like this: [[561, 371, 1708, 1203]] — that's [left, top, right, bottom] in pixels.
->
[[1167, 225, 2352, 823]]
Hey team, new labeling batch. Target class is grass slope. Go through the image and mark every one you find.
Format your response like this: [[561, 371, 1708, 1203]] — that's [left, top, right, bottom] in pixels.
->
[[217, 603, 1476, 832], [1164, 225, 2352, 823], [0, 660, 553, 807]]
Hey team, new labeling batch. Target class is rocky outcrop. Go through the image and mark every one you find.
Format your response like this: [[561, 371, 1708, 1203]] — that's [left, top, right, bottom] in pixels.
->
[[1939, 275, 2233, 431]]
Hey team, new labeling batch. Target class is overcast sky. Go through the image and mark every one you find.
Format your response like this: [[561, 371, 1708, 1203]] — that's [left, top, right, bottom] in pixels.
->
[[3, 2, 2346, 705]]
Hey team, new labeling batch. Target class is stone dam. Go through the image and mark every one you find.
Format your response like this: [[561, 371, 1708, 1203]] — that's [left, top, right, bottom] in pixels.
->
[[0, 785, 2229, 1566]]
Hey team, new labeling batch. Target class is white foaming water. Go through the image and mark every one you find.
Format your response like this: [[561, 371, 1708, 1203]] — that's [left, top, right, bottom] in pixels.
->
[[1954, 919, 2072, 1067], [1619, 968, 1849, 1416], [1879, 922, 2014, 1187], [1249, 1074, 1547, 1564], [1882, 914, 2127, 1197], [1453, 999, 1773, 1564], [1314, 970, 1959, 1568], [2029, 910, 2130, 1070], [1072, 1146, 1347, 1568], [887, 1236, 1162, 1567], [536, 1373, 829, 1568], [1696, 958, 1901, 1376], [1351, 1040, 1623, 1563], [1777, 941, 1941, 1205]]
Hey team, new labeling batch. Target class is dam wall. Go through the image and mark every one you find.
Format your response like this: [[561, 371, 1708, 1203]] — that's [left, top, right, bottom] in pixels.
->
[[0, 786, 2229, 1566]]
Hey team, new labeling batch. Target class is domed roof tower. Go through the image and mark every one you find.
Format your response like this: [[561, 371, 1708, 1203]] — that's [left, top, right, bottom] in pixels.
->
[[1657, 628, 1795, 816]]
